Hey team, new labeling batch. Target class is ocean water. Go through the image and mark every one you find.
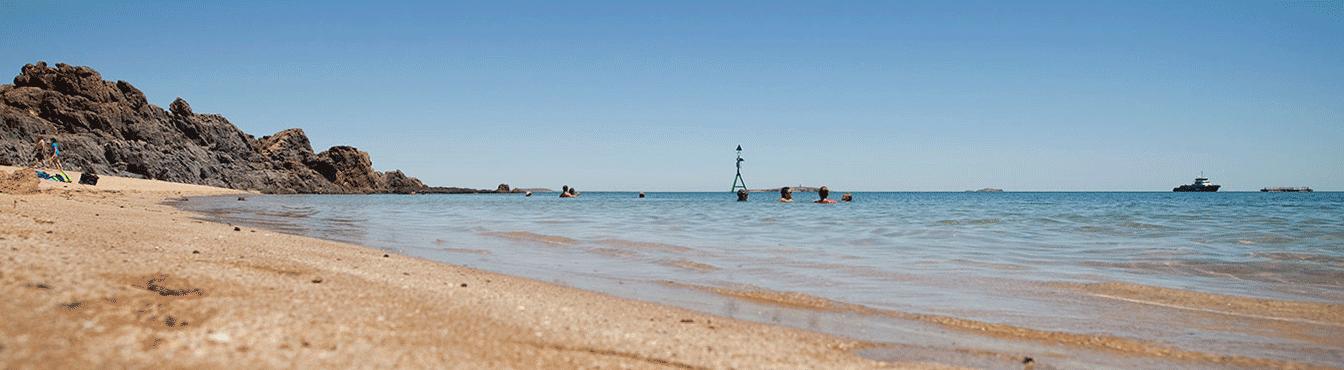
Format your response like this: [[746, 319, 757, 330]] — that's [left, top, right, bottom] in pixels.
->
[[181, 192, 1344, 368]]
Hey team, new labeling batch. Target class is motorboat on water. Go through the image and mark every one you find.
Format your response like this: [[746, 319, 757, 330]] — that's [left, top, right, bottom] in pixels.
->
[[1174, 176, 1220, 192]]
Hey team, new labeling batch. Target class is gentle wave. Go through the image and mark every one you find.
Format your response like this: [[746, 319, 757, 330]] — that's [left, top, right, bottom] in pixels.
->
[[1081, 259, 1344, 287], [656, 259, 719, 272], [1253, 251, 1344, 266], [594, 238, 696, 254], [1049, 281, 1344, 327], [668, 281, 1318, 369], [481, 231, 579, 246]]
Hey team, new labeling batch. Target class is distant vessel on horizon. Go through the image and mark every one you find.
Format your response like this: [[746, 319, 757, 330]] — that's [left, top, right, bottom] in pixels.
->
[[1261, 187, 1312, 192], [1173, 176, 1220, 192]]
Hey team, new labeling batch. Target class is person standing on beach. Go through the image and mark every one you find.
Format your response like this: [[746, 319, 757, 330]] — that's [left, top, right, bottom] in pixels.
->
[[778, 187, 793, 203], [815, 186, 837, 204], [30, 137, 52, 168]]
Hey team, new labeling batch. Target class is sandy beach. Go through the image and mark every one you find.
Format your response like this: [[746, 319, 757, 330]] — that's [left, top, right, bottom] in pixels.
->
[[0, 166, 947, 369], [5, 2, 1341, 368], [5, 166, 1342, 369]]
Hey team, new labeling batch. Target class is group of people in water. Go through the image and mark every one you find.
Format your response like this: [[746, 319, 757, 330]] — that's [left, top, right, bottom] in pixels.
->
[[559, 185, 581, 198], [551, 185, 850, 203], [739, 186, 852, 204]]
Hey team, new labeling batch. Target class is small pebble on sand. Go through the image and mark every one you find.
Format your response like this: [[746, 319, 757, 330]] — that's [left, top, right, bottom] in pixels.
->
[[207, 332, 231, 344], [233, 227, 240, 231]]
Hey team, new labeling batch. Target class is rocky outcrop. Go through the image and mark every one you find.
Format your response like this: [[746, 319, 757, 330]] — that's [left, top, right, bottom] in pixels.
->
[[0, 61, 427, 194], [169, 97, 193, 116]]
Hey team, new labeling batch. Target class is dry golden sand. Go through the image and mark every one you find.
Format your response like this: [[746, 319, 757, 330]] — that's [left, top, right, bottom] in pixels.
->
[[0, 167, 954, 369], [0, 169, 38, 194]]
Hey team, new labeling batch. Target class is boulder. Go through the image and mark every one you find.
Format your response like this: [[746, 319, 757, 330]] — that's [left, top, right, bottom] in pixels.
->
[[310, 146, 384, 192], [169, 97, 193, 116]]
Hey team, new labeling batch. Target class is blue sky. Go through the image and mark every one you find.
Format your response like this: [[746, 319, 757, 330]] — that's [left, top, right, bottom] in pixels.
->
[[3, 1, 1341, 191]]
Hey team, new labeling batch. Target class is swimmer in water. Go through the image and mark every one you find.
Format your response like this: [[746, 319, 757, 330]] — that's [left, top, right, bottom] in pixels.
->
[[841, 193, 853, 202], [778, 187, 793, 203], [815, 186, 837, 204], [560, 185, 575, 198], [736, 189, 749, 202]]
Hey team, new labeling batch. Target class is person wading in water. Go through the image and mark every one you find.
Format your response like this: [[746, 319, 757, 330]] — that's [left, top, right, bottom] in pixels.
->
[[815, 186, 837, 204]]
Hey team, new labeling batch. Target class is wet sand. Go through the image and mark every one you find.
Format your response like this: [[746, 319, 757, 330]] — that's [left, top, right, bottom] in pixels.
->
[[0, 167, 941, 369]]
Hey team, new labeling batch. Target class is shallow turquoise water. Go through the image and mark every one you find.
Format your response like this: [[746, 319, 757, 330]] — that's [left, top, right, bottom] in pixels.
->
[[181, 191, 1344, 367]]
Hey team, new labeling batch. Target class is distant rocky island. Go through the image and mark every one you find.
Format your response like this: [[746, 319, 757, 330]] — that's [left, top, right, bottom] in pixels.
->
[[970, 188, 1004, 192], [750, 186, 821, 193], [1260, 187, 1312, 192], [417, 184, 550, 194], [0, 62, 522, 194]]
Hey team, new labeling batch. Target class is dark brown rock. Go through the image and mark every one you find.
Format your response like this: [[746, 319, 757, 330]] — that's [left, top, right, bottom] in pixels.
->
[[311, 146, 383, 191], [382, 170, 427, 193], [0, 61, 430, 194], [169, 97, 192, 116]]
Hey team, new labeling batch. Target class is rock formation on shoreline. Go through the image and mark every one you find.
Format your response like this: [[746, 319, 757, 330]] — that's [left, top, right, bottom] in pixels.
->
[[0, 61, 430, 194]]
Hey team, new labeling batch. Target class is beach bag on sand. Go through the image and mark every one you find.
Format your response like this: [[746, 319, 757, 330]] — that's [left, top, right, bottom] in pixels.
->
[[79, 172, 99, 186]]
